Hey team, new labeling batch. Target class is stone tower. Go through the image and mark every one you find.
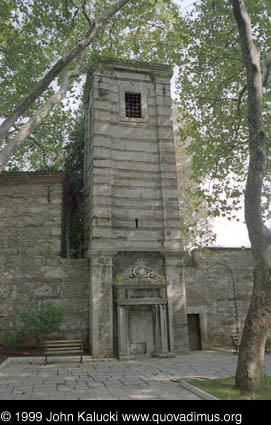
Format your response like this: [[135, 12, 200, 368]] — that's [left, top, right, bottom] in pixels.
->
[[83, 61, 189, 358]]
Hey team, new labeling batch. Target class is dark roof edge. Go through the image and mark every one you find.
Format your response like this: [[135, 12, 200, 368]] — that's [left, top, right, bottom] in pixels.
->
[[191, 246, 251, 253], [0, 171, 70, 185], [88, 59, 173, 75]]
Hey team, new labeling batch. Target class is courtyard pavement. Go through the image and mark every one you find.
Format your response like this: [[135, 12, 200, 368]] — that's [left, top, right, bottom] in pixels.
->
[[1, 351, 271, 400]]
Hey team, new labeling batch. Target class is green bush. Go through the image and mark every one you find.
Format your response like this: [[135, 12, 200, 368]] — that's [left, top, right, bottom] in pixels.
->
[[19, 302, 65, 347], [4, 332, 24, 349]]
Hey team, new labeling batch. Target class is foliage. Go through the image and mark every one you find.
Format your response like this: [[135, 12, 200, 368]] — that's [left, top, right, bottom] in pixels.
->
[[174, 106, 215, 249], [64, 111, 84, 199], [6, 105, 74, 171], [176, 0, 271, 228], [112, 275, 125, 285], [0, 0, 185, 170], [87, 0, 184, 64], [19, 302, 65, 347], [0, 320, 23, 348], [63, 111, 84, 257], [176, 0, 271, 393]]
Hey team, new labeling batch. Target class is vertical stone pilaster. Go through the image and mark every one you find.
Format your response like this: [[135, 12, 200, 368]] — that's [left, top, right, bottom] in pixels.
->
[[153, 305, 161, 353], [159, 304, 170, 354], [89, 252, 116, 358], [118, 305, 130, 359], [163, 253, 189, 353]]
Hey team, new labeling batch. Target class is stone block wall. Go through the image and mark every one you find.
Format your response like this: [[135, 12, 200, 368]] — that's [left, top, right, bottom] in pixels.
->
[[83, 61, 189, 357], [83, 61, 182, 254], [0, 172, 72, 257], [0, 257, 89, 345], [185, 248, 253, 347], [0, 171, 258, 352], [0, 172, 90, 347]]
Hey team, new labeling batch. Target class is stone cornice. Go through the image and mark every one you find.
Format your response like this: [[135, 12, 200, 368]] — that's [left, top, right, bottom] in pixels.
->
[[0, 171, 71, 186]]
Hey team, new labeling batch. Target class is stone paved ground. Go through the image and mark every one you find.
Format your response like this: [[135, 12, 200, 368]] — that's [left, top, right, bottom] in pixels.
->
[[1, 351, 271, 400]]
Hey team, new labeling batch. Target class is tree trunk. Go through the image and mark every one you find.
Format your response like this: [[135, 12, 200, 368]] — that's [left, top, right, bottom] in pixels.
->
[[236, 265, 271, 392], [232, 0, 271, 392]]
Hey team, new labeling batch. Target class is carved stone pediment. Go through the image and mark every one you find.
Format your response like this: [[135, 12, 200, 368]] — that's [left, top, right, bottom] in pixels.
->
[[117, 257, 166, 285]]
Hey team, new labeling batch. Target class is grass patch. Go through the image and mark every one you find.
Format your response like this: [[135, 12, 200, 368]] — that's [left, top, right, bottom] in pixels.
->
[[187, 376, 271, 400]]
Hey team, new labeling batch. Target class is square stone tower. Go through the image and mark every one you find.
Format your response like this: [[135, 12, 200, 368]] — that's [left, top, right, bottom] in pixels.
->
[[83, 61, 189, 358]]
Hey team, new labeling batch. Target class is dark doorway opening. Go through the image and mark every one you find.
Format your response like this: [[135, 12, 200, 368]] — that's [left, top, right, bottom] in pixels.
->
[[187, 314, 202, 351]]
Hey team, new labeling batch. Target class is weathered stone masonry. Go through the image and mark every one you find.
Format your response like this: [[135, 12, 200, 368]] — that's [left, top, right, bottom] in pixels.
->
[[185, 248, 253, 349], [0, 172, 89, 345], [0, 61, 257, 356], [83, 61, 190, 358]]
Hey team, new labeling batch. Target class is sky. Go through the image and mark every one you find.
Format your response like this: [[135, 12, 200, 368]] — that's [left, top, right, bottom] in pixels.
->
[[213, 215, 250, 248]]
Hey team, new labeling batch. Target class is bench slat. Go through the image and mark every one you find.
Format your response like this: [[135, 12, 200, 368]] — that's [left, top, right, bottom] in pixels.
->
[[46, 350, 83, 356], [231, 334, 240, 353], [46, 339, 82, 343], [46, 341, 82, 344], [44, 339, 83, 364], [46, 347, 82, 351], [46, 344, 81, 348], [46, 348, 82, 352]]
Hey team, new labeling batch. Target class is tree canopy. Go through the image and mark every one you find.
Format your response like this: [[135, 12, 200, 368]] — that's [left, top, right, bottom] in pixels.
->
[[176, 0, 271, 227], [0, 0, 184, 170], [176, 0, 271, 393]]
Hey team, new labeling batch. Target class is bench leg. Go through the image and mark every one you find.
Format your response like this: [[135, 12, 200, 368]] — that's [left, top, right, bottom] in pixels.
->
[[232, 345, 239, 354]]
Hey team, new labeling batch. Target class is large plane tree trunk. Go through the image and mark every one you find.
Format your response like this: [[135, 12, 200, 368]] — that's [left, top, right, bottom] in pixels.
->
[[232, 0, 271, 392], [236, 266, 271, 391]]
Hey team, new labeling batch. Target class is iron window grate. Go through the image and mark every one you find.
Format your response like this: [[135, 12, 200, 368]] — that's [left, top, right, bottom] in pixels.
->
[[125, 92, 142, 118]]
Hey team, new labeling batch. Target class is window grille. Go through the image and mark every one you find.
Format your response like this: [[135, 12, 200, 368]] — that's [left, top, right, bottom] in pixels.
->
[[125, 92, 142, 118]]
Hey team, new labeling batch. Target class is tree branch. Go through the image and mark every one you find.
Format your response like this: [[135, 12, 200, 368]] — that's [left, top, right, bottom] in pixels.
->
[[0, 53, 84, 172], [237, 83, 247, 113], [0, 0, 132, 147], [28, 135, 48, 168], [82, 0, 92, 26]]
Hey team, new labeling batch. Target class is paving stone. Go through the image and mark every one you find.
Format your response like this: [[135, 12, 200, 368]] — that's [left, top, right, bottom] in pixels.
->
[[1, 352, 271, 400], [87, 381, 105, 388]]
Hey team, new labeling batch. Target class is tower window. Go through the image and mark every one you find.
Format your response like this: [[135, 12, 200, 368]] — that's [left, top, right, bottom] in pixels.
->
[[125, 92, 142, 118]]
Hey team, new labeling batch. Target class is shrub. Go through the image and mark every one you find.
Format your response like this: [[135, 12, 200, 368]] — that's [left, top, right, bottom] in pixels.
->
[[19, 302, 65, 347]]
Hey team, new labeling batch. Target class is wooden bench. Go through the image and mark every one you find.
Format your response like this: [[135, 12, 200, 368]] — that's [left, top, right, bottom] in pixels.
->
[[266, 338, 271, 354], [44, 339, 83, 364], [231, 334, 241, 353], [231, 334, 271, 354]]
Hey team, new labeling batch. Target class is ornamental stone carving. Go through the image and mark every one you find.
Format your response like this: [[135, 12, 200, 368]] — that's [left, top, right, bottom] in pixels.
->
[[128, 258, 157, 280]]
